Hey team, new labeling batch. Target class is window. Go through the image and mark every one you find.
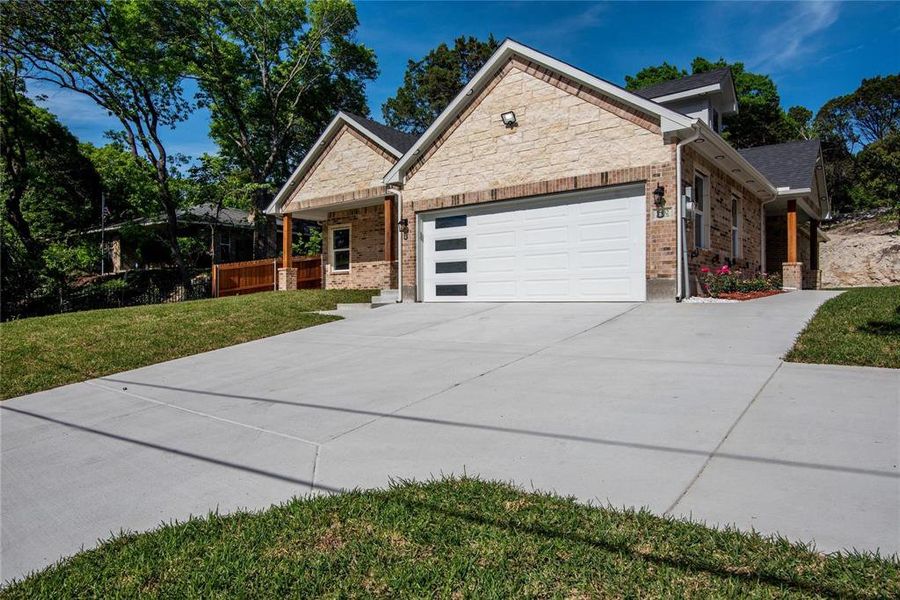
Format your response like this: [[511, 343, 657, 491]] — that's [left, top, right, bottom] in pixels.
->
[[435, 238, 466, 251], [435, 215, 467, 229], [218, 231, 232, 262], [731, 195, 742, 258], [330, 226, 350, 272], [436, 261, 467, 273], [711, 108, 721, 132], [693, 173, 708, 248], [436, 284, 467, 296]]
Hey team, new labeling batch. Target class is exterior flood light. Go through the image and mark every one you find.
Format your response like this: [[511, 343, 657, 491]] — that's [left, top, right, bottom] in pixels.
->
[[501, 111, 517, 128], [653, 183, 666, 218]]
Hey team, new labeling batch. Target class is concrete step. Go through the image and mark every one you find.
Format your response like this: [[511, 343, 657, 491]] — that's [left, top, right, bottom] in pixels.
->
[[371, 289, 399, 307], [334, 303, 373, 311]]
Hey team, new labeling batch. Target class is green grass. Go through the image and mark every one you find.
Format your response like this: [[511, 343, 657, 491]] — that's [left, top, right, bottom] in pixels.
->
[[0, 289, 376, 400], [785, 286, 900, 368], [2, 479, 896, 598]]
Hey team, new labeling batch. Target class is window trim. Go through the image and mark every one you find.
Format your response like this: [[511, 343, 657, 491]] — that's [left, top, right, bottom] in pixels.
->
[[693, 171, 709, 249], [329, 225, 351, 273], [731, 194, 742, 259]]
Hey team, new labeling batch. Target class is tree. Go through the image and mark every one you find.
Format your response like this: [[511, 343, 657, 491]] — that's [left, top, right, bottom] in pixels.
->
[[1, 63, 101, 252], [624, 62, 687, 91], [814, 75, 899, 214], [785, 106, 815, 140], [383, 35, 499, 134], [625, 57, 795, 148], [3, 0, 194, 282], [81, 142, 160, 222], [852, 132, 899, 227], [178, 0, 377, 256]]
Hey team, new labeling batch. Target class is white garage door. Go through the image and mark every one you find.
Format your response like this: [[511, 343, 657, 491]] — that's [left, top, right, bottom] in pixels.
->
[[420, 184, 647, 302]]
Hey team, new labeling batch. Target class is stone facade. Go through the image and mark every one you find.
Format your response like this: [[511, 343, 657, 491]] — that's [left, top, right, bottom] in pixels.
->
[[324, 203, 395, 290], [782, 262, 804, 290], [284, 124, 395, 211], [403, 58, 668, 204], [682, 146, 763, 295], [277, 267, 298, 291]]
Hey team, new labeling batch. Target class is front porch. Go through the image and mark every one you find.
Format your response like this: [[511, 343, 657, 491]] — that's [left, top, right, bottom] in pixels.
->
[[765, 198, 824, 290], [277, 194, 398, 292]]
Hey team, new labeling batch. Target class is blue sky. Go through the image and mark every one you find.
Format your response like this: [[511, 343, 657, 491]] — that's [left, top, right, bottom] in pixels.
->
[[31, 1, 900, 160]]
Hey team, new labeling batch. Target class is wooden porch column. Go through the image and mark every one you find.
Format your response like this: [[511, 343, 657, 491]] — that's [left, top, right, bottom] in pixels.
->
[[282, 214, 292, 269], [809, 219, 819, 270], [786, 199, 797, 263], [383, 195, 394, 261]]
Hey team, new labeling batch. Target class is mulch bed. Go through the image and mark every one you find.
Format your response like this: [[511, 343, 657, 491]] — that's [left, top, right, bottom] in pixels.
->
[[715, 290, 784, 301]]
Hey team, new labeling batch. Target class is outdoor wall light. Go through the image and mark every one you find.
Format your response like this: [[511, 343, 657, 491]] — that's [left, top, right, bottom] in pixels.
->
[[501, 111, 518, 128], [398, 217, 409, 240], [653, 183, 666, 218]]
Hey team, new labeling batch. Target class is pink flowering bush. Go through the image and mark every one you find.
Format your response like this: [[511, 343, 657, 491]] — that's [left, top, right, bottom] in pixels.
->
[[699, 265, 781, 297]]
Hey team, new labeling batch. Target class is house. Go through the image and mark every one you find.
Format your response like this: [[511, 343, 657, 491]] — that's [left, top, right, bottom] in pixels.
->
[[96, 202, 256, 272], [267, 39, 829, 302]]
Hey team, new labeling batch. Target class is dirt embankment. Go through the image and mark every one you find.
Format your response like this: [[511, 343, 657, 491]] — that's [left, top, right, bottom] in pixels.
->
[[821, 214, 899, 288]]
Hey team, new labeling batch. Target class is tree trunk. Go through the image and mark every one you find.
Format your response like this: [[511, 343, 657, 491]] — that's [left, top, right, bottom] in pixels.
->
[[4, 191, 43, 257], [251, 187, 275, 258], [157, 184, 190, 286]]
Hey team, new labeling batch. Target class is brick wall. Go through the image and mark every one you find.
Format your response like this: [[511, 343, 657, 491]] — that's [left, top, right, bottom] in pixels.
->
[[682, 147, 763, 290], [286, 124, 395, 209], [324, 204, 395, 290]]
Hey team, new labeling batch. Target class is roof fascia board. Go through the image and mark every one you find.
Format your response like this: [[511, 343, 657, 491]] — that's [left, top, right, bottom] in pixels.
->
[[266, 111, 403, 215], [693, 120, 776, 197], [385, 39, 694, 184], [649, 83, 721, 103]]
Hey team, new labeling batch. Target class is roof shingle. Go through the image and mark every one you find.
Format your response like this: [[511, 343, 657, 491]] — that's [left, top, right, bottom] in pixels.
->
[[738, 139, 821, 190], [344, 112, 419, 154], [633, 68, 732, 99]]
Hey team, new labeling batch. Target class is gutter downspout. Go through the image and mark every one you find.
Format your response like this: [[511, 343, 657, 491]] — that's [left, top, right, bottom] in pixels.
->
[[676, 123, 701, 301], [386, 187, 403, 302]]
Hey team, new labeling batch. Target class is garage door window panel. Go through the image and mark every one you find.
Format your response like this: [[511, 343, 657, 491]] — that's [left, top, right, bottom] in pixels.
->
[[435, 238, 467, 251]]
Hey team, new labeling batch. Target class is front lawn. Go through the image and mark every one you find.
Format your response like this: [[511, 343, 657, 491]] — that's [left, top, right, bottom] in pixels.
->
[[3, 479, 896, 598], [785, 286, 900, 368], [0, 289, 376, 400]]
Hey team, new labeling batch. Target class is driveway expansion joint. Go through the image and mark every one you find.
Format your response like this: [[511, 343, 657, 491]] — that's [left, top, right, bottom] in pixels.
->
[[663, 361, 785, 516], [87, 380, 322, 449]]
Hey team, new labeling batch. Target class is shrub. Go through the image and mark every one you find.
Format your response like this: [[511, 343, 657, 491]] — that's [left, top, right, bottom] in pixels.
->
[[699, 264, 781, 297]]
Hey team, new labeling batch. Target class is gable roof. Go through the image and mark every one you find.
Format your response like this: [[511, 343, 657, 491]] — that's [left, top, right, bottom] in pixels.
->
[[266, 111, 413, 215], [738, 139, 822, 191], [384, 38, 695, 184], [633, 68, 733, 100], [344, 112, 419, 154]]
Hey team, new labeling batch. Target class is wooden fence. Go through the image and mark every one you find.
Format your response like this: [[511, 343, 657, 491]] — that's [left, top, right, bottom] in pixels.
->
[[212, 255, 323, 298]]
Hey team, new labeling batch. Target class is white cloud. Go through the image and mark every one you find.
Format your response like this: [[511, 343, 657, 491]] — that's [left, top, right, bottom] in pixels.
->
[[514, 3, 607, 45], [748, 1, 841, 73], [26, 81, 118, 129]]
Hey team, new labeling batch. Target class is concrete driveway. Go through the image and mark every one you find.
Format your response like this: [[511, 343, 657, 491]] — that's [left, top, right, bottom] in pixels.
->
[[2, 291, 898, 581]]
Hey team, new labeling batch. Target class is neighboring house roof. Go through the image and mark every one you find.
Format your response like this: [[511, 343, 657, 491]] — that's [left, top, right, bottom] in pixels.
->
[[738, 139, 822, 191], [633, 68, 732, 100], [343, 112, 419, 154], [96, 202, 253, 232], [384, 38, 695, 184], [266, 111, 414, 215]]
